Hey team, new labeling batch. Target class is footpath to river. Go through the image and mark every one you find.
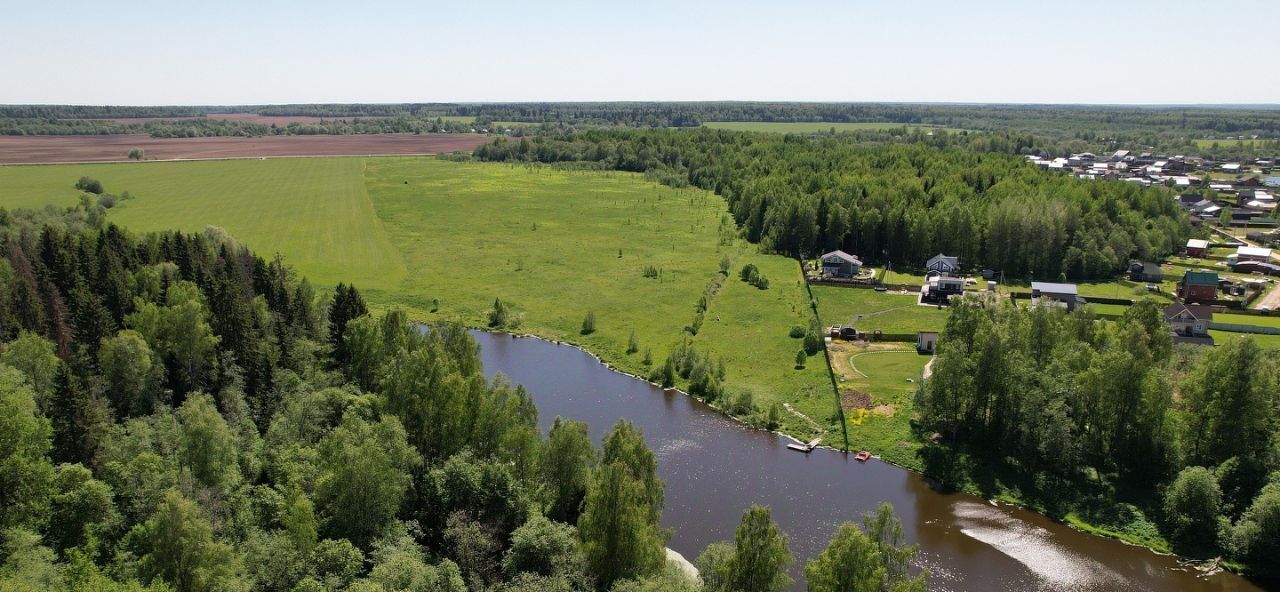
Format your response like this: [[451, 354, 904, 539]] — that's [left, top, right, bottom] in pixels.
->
[[468, 330, 1263, 592]]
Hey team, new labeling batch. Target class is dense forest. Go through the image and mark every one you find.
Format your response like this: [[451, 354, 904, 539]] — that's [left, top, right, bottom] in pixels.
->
[[0, 193, 925, 591], [474, 130, 1195, 279], [917, 299, 1280, 575], [4, 102, 1279, 158]]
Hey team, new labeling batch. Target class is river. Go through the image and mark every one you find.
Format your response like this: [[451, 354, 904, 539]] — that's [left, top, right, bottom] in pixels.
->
[[470, 330, 1265, 592]]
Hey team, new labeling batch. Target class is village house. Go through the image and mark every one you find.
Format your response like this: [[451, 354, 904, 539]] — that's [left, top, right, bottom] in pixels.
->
[[1163, 303, 1214, 345], [925, 253, 960, 275], [921, 274, 965, 305], [1186, 238, 1209, 258], [1129, 261, 1163, 283], [1235, 245, 1273, 263], [820, 250, 862, 278], [1178, 270, 1219, 304], [1030, 281, 1082, 311]]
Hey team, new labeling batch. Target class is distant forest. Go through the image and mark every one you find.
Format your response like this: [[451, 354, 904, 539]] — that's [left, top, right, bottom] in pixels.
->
[[3, 102, 1279, 158], [474, 129, 1194, 280]]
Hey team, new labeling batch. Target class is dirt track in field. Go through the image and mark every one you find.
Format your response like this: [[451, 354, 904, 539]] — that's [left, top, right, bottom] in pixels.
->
[[0, 133, 492, 164]]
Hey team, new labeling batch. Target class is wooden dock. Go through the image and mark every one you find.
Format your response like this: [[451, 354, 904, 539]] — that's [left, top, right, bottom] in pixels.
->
[[786, 438, 823, 453]]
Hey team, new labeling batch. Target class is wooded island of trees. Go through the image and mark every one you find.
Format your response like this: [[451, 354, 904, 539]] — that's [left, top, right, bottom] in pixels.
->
[[0, 195, 925, 591], [475, 130, 1195, 280], [917, 299, 1280, 574]]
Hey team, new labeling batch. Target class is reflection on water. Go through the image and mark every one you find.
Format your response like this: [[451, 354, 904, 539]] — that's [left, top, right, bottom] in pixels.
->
[[952, 501, 1127, 591], [470, 331, 1262, 592]]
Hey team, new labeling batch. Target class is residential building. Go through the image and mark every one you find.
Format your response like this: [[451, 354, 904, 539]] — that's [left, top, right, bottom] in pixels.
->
[[1236, 246, 1273, 262], [1129, 261, 1163, 283], [1186, 239, 1209, 258], [917, 331, 939, 353], [1163, 303, 1214, 345], [1030, 282, 1082, 311], [820, 250, 862, 278], [925, 253, 960, 275], [1178, 270, 1219, 304]]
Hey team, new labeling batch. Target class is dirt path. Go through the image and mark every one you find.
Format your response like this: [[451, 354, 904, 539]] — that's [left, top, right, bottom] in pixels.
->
[[1255, 282, 1280, 310], [783, 403, 824, 433]]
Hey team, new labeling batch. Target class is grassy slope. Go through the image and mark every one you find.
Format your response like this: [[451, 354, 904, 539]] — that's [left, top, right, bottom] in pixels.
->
[[0, 158, 406, 291], [365, 159, 832, 436]]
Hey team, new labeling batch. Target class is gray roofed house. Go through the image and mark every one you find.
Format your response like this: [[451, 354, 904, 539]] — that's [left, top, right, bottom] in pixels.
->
[[1030, 281, 1083, 311], [926, 253, 960, 275], [820, 250, 862, 278]]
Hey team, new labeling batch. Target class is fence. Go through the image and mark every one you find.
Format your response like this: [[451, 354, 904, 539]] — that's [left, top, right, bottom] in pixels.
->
[[1211, 322, 1280, 335]]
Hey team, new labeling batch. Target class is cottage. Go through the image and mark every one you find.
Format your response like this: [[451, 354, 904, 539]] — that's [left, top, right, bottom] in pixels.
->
[[1030, 281, 1082, 311], [1163, 303, 1214, 345], [921, 274, 965, 304], [1129, 261, 1164, 283], [1178, 270, 1219, 304], [1236, 246, 1273, 262], [1186, 239, 1209, 258], [925, 253, 960, 275], [917, 331, 939, 354], [820, 250, 863, 278]]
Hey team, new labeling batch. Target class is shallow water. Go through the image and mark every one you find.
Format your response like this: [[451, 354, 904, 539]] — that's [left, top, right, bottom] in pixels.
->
[[471, 330, 1264, 591]]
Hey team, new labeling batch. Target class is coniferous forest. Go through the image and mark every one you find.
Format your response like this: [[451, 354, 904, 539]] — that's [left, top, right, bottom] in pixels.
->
[[0, 198, 924, 591], [475, 130, 1195, 279]]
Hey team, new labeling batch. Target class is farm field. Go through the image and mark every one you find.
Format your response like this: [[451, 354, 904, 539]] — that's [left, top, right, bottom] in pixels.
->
[[0, 133, 490, 164], [0, 157, 404, 290], [702, 121, 968, 134], [0, 156, 833, 439], [811, 286, 949, 335]]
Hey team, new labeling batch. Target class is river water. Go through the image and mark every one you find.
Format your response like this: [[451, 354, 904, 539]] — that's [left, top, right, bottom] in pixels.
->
[[470, 330, 1265, 592]]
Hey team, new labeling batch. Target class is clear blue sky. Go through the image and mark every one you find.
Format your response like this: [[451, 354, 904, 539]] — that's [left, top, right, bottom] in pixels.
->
[[3, 0, 1276, 105]]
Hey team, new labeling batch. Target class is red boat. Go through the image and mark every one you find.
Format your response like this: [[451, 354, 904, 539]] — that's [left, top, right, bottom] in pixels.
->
[[854, 451, 872, 462]]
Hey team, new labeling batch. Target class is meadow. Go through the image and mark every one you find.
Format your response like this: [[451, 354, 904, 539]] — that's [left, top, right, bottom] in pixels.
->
[[0, 156, 835, 439], [702, 121, 967, 134]]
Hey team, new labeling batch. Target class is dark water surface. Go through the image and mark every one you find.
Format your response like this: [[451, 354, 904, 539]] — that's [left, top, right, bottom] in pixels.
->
[[471, 330, 1264, 592]]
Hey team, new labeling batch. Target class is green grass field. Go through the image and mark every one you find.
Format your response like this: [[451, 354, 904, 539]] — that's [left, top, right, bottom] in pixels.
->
[[0, 156, 833, 438], [702, 121, 967, 134], [0, 158, 405, 290], [1192, 138, 1274, 148], [811, 286, 948, 335]]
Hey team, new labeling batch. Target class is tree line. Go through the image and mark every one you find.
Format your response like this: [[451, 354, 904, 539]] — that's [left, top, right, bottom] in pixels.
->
[[474, 130, 1194, 280], [0, 196, 925, 591], [916, 299, 1280, 576]]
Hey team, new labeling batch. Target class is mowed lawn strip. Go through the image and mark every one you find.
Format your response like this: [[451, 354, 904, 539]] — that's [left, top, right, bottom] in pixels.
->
[[0, 158, 406, 291], [811, 286, 948, 335]]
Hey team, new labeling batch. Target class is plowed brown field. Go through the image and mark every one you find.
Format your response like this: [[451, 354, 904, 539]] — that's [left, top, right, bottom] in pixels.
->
[[0, 133, 491, 164]]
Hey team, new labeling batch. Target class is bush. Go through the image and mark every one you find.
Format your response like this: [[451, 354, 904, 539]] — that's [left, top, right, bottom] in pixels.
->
[[1163, 466, 1223, 552], [795, 349, 807, 369], [802, 331, 823, 355], [1230, 483, 1280, 576], [580, 311, 596, 335], [788, 325, 805, 339], [726, 391, 754, 416], [626, 330, 639, 354], [74, 176, 104, 194]]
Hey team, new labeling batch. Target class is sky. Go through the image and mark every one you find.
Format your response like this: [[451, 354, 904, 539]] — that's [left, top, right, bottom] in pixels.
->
[[3, 0, 1277, 106]]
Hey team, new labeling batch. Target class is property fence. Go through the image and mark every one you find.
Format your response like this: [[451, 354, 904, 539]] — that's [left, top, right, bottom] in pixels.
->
[[799, 259, 849, 451], [1210, 322, 1280, 335]]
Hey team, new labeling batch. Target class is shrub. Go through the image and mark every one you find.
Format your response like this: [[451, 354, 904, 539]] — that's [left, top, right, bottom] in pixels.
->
[[726, 391, 755, 416], [788, 325, 806, 339], [75, 176, 104, 194], [627, 330, 639, 354], [795, 349, 807, 369], [581, 311, 596, 335]]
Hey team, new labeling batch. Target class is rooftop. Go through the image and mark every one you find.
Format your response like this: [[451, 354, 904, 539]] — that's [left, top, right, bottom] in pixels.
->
[[1031, 281, 1078, 295]]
